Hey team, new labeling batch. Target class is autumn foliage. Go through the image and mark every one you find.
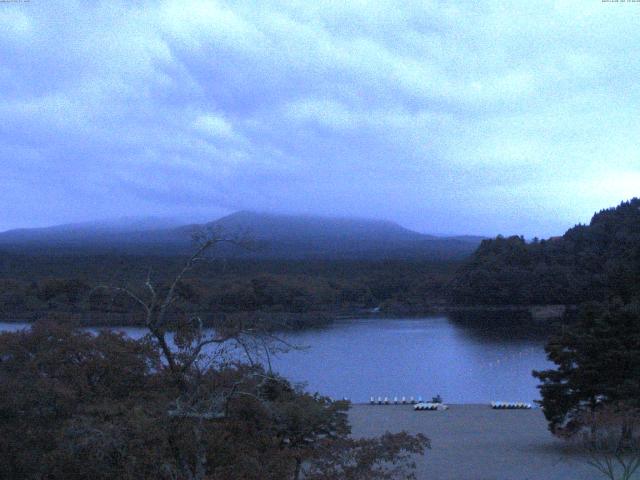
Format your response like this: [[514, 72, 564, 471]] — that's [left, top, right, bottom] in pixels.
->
[[0, 321, 428, 479]]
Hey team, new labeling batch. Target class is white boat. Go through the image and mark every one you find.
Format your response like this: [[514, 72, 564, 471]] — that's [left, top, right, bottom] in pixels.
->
[[491, 401, 532, 409], [414, 402, 448, 411]]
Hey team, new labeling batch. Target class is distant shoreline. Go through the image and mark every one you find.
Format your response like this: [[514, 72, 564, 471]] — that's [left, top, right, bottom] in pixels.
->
[[0, 303, 570, 329]]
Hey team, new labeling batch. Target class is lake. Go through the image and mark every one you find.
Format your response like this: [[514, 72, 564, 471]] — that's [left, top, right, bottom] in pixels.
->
[[0, 316, 552, 404]]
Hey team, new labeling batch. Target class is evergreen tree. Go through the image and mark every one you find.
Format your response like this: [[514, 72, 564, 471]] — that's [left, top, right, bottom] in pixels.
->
[[533, 303, 640, 435], [451, 197, 640, 305]]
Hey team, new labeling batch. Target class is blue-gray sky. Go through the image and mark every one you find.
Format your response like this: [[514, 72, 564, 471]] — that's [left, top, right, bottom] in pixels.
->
[[1, 0, 639, 236]]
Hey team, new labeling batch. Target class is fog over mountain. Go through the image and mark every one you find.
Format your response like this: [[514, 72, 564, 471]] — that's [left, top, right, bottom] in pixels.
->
[[0, 212, 483, 260]]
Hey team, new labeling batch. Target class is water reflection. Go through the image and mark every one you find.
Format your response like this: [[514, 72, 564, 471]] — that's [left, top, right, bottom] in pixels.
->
[[447, 310, 557, 343], [269, 317, 552, 404], [0, 316, 552, 404]]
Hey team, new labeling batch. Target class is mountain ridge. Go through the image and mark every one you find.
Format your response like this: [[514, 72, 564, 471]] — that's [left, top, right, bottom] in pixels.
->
[[0, 211, 484, 260]]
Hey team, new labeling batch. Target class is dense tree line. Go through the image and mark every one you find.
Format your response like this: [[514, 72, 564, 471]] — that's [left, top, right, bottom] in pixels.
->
[[451, 199, 640, 306], [521, 201, 640, 475], [0, 258, 459, 326]]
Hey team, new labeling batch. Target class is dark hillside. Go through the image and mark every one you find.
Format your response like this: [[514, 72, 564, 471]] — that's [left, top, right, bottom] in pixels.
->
[[0, 254, 461, 325], [0, 212, 482, 261], [450, 198, 640, 305]]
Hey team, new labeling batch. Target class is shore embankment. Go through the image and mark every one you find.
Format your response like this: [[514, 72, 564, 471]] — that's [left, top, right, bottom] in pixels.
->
[[0, 310, 334, 329], [0, 303, 570, 330], [349, 404, 600, 480], [376, 303, 570, 322]]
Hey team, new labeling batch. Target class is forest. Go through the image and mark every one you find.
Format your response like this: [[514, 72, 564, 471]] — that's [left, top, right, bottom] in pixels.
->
[[450, 198, 640, 306], [0, 254, 459, 328]]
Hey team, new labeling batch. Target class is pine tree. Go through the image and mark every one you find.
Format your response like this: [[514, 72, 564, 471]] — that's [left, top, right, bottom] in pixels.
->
[[533, 303, 640, 435]]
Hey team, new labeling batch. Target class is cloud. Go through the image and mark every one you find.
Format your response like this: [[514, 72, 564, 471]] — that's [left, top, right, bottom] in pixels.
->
[[0, 0, 638, 235], [192, 112, 240, 141], [0, 8, 32, 38]]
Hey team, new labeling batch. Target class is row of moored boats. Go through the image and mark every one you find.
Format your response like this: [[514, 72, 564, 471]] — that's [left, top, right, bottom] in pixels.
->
[[370, 396, 427, 405], [490, 401, 532, 409], [368, 397, 533, 410]]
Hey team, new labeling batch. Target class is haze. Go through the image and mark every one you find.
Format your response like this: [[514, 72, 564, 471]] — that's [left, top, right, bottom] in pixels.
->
[[1, 1, 639, 237]]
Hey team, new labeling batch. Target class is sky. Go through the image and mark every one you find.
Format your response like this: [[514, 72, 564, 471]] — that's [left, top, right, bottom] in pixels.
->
[[1, 0, 639, 237]]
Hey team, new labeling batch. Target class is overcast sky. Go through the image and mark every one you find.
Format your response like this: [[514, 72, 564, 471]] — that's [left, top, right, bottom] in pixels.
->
[[1, 1, 639, 236]]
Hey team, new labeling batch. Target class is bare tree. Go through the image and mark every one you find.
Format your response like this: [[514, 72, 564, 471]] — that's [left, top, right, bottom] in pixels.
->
[[573, 403, 640, 480], [91, 227, 283, 480], [85, 228, 428, 480]]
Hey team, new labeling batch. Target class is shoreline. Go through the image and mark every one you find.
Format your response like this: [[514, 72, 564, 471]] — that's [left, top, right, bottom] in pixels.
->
[[0, 303, 569, 328], [348, 404, 600, 480]]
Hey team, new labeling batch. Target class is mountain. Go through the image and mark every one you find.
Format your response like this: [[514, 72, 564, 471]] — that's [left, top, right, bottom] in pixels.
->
[[0, 217, 186, 252], [201, 211, 482, 259], [0, 212, 482, 260], [450, 198, 640, 305], [0, 217, 181, 243]]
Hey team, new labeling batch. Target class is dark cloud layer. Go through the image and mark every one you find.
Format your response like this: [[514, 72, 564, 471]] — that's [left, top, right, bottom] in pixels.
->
[[1, 1, 639, 236]]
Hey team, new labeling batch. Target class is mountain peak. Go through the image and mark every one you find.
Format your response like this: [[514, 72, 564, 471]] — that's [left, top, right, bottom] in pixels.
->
[[0, 212, 481, 260]]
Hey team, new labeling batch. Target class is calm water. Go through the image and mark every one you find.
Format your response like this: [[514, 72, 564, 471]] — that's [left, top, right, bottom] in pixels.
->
[[0, 317, 552, 404]]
